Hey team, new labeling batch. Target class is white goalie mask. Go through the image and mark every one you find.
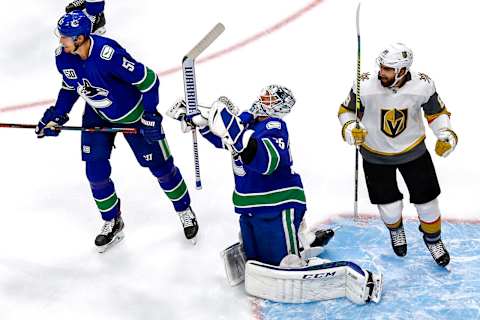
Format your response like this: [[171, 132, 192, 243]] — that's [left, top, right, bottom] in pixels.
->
[[250, 85, 296, 118], [376, 43, 413, 87]]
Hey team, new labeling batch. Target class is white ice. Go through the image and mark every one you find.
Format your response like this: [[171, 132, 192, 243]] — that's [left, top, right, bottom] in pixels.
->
[[0, 0, 479, 319]]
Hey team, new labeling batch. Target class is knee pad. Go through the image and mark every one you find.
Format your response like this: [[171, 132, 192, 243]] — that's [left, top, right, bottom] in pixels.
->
[[86, 159, 112, 188], [377, 200, 403, 226]]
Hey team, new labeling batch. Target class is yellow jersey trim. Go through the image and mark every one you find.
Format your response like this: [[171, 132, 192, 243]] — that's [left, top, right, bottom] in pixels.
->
[[361, 135, 426, 156]]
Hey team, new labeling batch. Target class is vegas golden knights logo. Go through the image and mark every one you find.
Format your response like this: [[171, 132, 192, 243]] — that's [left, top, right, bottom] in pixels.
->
[[381, 108, 408, 138]]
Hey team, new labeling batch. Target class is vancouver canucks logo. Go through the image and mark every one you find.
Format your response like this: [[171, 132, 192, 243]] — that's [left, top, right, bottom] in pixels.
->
[[77, 79, 112, 108], [381, 108, 408, 138]]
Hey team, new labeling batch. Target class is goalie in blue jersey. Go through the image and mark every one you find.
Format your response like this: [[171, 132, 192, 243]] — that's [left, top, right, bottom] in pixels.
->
[[168, 85, 383, 304], [35, 10, 199, 252]]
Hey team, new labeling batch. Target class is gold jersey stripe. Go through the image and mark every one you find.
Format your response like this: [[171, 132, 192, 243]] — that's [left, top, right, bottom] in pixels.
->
[[337, 105, 352, 116], [361, 135, 426, 156], [425, 108, 451, 123]]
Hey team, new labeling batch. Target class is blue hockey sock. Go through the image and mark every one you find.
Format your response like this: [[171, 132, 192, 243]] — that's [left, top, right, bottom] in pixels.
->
[[150, 164, 190, 212], [86, 159, 120, 221]]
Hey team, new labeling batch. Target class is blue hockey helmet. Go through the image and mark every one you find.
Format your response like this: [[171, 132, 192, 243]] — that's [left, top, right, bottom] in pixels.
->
[[56, 10, 92, 38]]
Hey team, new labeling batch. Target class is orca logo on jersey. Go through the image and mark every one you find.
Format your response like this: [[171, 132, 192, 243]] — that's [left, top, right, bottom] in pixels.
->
[[77, 79, 112, 109], [381, 108, 408, 138]]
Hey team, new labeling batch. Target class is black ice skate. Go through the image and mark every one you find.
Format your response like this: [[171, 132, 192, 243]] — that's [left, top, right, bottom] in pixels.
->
[[95, 215, 124, 253], [388, 224, 407, 257], [65, 0, 106, 35], [65, 0, 86, 12], [423, 236, 450, 267], [178, 207, 199, 244]]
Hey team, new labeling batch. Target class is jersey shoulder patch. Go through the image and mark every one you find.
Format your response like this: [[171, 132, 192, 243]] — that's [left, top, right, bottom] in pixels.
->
[[266, 120, 282, 130], [417, 72, 432, 84], [410, 71, 436, 97], [100, 45, 115, 61], [360, 72, 371, 81], [55, 46, 63, 57], [254, 118, 288, 140]]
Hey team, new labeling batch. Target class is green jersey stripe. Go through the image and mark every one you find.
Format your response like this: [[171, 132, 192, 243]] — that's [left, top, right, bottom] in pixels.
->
[[135, 67, 157, 93], [233, 187, 306, 208]]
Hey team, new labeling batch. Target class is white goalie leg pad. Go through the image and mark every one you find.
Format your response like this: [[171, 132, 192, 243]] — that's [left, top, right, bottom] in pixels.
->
[[220, 242, 247, 286], [378, 200, 403, 225], [415, 198, 441, 223], [245, 260, 383, 304]]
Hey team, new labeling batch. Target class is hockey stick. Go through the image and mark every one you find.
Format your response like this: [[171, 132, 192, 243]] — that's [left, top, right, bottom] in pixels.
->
[[0, 122, 138, 134], [354, 3, 361, 222], [182, 23, 225, 190]]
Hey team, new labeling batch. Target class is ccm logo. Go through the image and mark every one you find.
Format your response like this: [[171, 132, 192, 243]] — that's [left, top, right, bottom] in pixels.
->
[[302, 271, 336, 279]]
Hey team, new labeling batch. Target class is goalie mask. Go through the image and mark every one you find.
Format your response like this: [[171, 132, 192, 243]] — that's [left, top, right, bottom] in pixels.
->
[[376, 43, 413, 87], [250, 85, 295, 118]]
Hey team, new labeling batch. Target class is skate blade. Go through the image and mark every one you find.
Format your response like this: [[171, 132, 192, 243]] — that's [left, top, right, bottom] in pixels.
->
[[96, 231, 125, 253], [189, 235, 198, 245]]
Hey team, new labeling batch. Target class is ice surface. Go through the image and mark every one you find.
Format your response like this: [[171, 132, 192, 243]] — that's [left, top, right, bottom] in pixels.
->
[[258, 217, 480, 320]]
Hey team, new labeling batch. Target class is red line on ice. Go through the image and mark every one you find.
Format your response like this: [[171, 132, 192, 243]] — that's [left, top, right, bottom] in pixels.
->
[[0, 0, 323, 114]]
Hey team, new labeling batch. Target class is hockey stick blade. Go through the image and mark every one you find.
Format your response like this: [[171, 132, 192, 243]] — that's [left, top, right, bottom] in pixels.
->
[[183, 23, 225, 61]]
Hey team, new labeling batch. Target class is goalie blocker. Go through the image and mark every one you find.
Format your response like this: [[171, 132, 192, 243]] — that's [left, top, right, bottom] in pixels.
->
[[245, 259, 383, 305]]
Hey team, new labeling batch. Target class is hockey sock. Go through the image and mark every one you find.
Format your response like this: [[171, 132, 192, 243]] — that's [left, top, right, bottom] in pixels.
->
[[419, 217, 442, 243], [151, 165, 190, 212], [86, 159, 120, 221]]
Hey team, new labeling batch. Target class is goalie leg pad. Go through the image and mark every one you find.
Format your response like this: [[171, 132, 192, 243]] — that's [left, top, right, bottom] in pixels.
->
[[245, 260, 383, 304], [220, 242, 247, 286]]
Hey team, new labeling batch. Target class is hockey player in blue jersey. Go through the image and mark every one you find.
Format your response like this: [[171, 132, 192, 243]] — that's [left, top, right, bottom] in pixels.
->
[[35, 10, 198, 252], [167, 85, 383, 304]]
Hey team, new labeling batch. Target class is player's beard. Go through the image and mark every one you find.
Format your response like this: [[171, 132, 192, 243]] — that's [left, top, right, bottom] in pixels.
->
[[378, 72, 395, 87]]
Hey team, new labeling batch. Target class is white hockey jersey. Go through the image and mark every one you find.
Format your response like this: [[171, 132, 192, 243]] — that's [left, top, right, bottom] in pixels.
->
[[338, 71, 451, 164]]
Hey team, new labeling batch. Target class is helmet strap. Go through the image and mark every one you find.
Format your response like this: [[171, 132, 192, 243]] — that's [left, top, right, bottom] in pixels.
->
[[391, 68, 408, 88]]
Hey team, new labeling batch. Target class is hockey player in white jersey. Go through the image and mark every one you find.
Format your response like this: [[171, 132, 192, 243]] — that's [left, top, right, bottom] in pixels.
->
[[338, 43, 457, 267], [168, 86, 383, 304]]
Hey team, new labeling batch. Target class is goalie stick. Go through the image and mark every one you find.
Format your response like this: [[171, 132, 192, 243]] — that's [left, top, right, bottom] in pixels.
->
[[182, 23, 225, 190]]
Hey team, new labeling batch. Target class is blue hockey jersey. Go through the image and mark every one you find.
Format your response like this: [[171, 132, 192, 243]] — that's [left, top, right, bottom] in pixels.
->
[[200, 117, 307, 215], [53, 35, 159, 123]]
